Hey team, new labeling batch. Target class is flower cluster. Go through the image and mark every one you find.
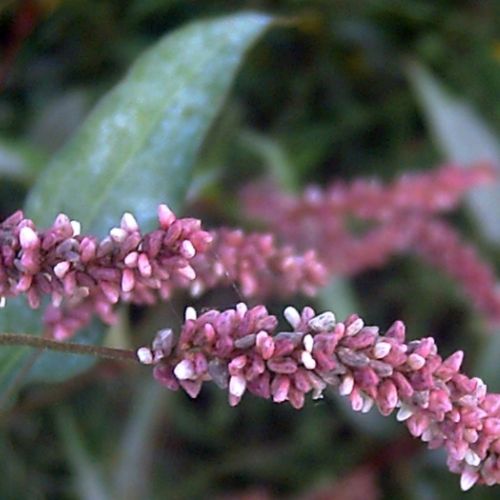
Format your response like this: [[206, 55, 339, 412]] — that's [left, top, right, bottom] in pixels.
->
[[242, 163, 494, 225], [0, 207, 327, 339], [190, 228, 327, 299], [242, 163, 500, 323], [139, 303, 500, 490], [0, 206, 211, 338]]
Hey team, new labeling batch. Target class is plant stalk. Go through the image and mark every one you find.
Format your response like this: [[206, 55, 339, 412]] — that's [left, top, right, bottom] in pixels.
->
[[0, 333, 138, 363]]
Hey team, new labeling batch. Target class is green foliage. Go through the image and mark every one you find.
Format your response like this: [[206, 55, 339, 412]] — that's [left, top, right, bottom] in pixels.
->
[[25, 12, 274, 236]]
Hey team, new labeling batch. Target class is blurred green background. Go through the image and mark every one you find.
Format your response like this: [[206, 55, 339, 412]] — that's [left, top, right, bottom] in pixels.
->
[[1, 1, 500, 498]]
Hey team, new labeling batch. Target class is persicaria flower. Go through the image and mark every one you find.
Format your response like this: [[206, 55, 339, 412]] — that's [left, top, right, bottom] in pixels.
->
[[139, 304, 500, 489], [0, 205, 212, 338], [190, 228, 327, 298], [241, 163, 500, 324], [0, 206, 327, 339]]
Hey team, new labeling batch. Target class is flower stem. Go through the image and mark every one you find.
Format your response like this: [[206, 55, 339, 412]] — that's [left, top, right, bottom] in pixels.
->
[[0, 333, 138, 363]]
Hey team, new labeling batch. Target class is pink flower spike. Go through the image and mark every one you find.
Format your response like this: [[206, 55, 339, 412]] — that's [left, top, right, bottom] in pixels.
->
[[140, 303, 500, 489]]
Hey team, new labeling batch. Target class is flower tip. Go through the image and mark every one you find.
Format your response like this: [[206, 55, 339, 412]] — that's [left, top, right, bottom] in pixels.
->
[[19, 226, 39, 249], [460, 468, 479, 491], [54, 213, 70, 227], [158, 204, 176, 228], [137, 347, 154, 364], [110, 227, 127, 243], [308, 311, 336, 332], [229, 375, 247, 398], [121, 268, 135, 293], [407, 353, 426, 370], [70, 220, 81, 236], [464, 449, 481, 467], [178, 265, 196, 281], [174, 359, 195, 380], [284, 306, 301, 329], [345, 317, 364, 336], [301, 350, 317, 370], [339, 374, 354, 396], [181, 240, 196, 259], [396, 404, 413, 422], [236, 302, 248, 317], [303, 334, 314, 352], [373, 341, 392, 359], [120, 212, 139, 232], [185, 306, 197, 321], [54, 261, 70, 279]]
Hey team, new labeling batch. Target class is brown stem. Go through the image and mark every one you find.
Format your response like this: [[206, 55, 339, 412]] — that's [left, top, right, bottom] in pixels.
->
[[0, 333, 138, 363]]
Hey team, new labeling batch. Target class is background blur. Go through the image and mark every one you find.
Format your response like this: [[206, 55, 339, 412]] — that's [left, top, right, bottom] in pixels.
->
[[1, 1, 500, 498]]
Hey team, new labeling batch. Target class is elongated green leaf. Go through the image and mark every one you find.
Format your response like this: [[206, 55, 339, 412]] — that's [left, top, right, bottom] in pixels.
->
[[26, 12, 273, 236], [408, 62, 500, 243], [0, 12, 274, 393]]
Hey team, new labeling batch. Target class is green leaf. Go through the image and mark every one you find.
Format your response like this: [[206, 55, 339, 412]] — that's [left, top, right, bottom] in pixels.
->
[[25, 12, 274, 236], [407, 62, 500, 243], [0, 12, 274, 393]]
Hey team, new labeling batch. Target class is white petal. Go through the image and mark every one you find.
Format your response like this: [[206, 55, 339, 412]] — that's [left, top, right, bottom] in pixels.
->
[[136, 347, 153, 365], [184, 306, 197, 321], [308, 311, 336, 332], [303, 334, 314, 353], [174, 360, 195, 380], [373, 341, 392, 359], [396, 404, 413, 421], [120, 212, 139, 232], [408, 353, 426, 370], [284, 306, 301, 329], [460, 467, 478, 491], [361, 395, 374, 413], [346, 318, 364, 336], [181, 240, 196, 258], [110, 227, 127, 243], [339, 374, 354, 396], [70, 220, 81, 236], [54, 261, 70, 279], [301, 351, 317, 370], [229, 375, 247, 398], [19, 226, 38, 249], [465, 449, 481, 467]]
